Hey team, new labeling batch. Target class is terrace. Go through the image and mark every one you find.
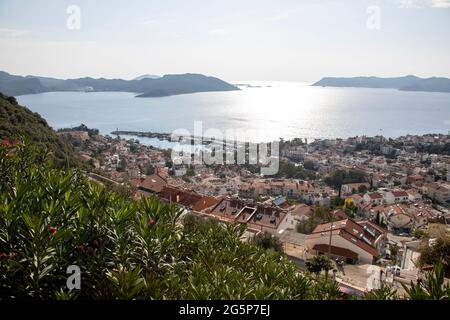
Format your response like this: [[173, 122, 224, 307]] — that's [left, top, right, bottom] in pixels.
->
[[210, 199, 243, 222], [235, 206, 257, 223]]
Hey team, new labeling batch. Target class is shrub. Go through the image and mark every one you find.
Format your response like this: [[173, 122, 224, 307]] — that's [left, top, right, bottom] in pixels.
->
[[0, 143, 338, 300]]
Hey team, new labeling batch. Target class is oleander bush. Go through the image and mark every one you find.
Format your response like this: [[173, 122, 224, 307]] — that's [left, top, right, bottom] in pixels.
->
[[0, 142, 339, 300], [1, 143, 448, 300]]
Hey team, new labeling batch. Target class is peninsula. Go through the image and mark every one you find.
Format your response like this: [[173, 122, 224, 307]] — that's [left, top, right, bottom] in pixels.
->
[[312, 75, 450, 93], [0, 71, 239, 97]]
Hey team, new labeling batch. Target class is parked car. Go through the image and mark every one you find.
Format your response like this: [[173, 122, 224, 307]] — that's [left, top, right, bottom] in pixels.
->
[[387, 265, 401, 276]]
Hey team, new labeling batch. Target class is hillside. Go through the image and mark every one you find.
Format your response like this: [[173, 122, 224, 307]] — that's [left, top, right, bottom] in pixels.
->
[[0, 92, 76, 166], [0, 70, 240, 97], [312, 75, 450, 93], [133, 74, 160, 80]]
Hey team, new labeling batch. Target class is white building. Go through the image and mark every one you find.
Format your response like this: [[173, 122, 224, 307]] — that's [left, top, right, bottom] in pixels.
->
[[305, 219, 384, 265]]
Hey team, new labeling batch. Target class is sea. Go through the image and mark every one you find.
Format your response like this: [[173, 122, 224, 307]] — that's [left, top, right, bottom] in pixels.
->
[[16, 81, 450, 148]]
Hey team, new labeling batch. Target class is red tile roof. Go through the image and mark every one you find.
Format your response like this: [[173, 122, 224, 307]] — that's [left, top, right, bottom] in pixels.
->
[[310, 219, 379, 257], [312, 244, 358, 260], [130, 173, 167, 193]]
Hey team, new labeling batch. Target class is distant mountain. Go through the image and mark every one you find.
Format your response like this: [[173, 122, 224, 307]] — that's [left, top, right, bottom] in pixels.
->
[[0, 71, 239, 97], [133, 74, 160, 80], [135, 74, 239, 97], [312, 75, 450, 93]]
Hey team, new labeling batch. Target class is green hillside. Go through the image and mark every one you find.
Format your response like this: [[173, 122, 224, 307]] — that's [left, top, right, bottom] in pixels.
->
[[0, 92, 76, 167]]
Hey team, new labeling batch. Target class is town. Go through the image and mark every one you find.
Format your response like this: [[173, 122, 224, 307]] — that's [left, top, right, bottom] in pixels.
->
[[59, 125, 450, 296]]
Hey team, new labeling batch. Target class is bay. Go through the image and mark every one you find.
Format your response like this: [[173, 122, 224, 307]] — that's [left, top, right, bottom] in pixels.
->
[[16, 81, 450, 145]]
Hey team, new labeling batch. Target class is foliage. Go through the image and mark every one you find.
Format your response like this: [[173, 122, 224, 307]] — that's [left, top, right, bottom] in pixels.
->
[[389, 244, 399, 264], [0, 143, 341, 300], [0, 92, 77, 167], [2, 143, 448, 300], [274, 160, 316, 180], [186, 166, 195, 177], [365, 283, 398, 300], [358, 184, 368, 193], [413, 228, 427, 239], [324, 169, 366, 191], [418, 235, 450, 276], [296, 205, 332, 234], [306, 255, 333, 276], [343, 198, 357, 216], [58, 124, 99, 137], [142, 162, 155, 175], [402, 263, 450, 300], [250, 232, 283, 253]]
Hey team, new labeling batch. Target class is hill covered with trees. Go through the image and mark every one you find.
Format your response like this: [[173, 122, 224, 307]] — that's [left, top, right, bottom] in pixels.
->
[[0, 92, 76, 167], [0, 71, 239, 97]]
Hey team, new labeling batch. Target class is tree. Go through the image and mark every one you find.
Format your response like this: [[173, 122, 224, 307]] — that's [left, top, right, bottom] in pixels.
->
[[251, 232, 283, 253], [142, 162, 155, 175], [402, 262, 450, 300], [413, 228, 427, 239], [418, 236, 450, 276], [306, 255, 333, 277], [325, 169, 367, 193], [296, 205, 332, 234], [117, 157, 127, 172], [343, 198, 357, 218], [389, 244, 399, 264], [186, 166, 195, 177], [303, 160, 315, 171], [358, 184, 368, 193]]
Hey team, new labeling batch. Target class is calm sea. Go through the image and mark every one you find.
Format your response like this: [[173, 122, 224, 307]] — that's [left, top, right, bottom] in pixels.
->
[[16, 81, 450, 145]]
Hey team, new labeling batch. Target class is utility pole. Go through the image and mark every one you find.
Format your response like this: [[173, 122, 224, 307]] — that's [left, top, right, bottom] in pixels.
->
[[328, 223, 333, 257]]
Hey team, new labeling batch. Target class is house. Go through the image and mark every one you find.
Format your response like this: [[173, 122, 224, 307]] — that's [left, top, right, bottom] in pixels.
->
[[208, 198, 287, 235], [305, 219, 382, 264], [407, 174, 425, 185], [331, 209, 348, 220], [357, 220, 387, 252], [363, 192, 384, 205], [424, 182, 450, 204], [370, 204, 413, 231], [349, 194, 364, 205], [130, 172, 167, 194], [158, 186, 202, 210], [384, 190, 409, 204], [58, 130, 89, 142], [192, 196, 221, 213], [406, 189, 422, 202], [341, 183, 370, 195], [278, 204, 314, 231]]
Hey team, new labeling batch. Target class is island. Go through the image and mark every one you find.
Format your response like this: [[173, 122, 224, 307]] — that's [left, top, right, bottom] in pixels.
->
[[0, 71, 240, 97], [312, 75, 450, 93]]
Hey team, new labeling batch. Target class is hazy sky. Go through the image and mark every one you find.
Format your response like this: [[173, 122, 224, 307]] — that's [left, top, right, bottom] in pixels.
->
[[0, 0, 449, 82]]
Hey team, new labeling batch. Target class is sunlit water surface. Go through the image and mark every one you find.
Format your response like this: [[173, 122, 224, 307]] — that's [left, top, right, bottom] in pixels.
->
[[17, 82, 450, 145]]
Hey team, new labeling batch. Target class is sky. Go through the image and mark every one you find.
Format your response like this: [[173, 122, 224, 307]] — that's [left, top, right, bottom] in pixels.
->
[[0, 0, 449, 82]]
